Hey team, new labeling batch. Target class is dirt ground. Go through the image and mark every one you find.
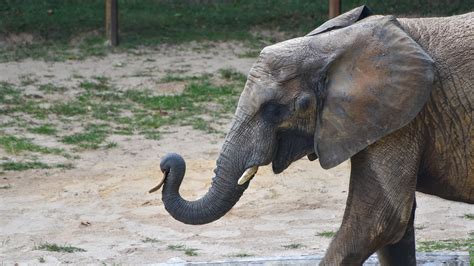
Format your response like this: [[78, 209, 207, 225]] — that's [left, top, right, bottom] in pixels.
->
[[0, 43, 472, 264]]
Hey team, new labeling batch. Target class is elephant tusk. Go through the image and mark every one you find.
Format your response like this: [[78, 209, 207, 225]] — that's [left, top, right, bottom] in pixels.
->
[[149, 171, 168, 193], [237, 166, 259, 185]]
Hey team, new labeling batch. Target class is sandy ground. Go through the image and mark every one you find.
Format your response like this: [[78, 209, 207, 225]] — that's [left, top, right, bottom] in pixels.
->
[[0, 43, 472, 264]]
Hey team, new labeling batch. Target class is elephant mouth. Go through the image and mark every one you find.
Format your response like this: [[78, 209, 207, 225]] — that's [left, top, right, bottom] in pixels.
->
[[272, 130, 314, 174]]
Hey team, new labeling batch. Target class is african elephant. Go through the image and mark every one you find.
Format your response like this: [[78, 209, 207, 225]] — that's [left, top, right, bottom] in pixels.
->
[[150, 6, 473, 265]]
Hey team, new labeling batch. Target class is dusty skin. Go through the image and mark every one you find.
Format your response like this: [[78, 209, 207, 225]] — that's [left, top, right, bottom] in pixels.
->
[[0, 43, 472, 264]]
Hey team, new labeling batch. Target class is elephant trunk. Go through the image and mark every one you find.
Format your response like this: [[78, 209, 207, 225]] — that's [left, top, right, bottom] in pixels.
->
[[155, 152, 249, 225]]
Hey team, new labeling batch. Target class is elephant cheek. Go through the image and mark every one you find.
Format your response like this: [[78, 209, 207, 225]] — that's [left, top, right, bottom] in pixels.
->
[[272, 155, 290, 174], [272, 131, 314, 174]]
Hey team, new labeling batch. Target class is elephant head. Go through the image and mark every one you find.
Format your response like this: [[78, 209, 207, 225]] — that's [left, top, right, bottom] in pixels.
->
[[150, 6, 434, 225]]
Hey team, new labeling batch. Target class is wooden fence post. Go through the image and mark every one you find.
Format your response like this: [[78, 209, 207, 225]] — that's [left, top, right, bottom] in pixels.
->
[[329, 0, 341, 19], [105, 0, 119, 46]]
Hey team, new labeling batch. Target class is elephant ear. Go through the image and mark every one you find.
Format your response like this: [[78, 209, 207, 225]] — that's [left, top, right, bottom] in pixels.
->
[[306, 5, 372, 36], [314, 16, 435, 169]]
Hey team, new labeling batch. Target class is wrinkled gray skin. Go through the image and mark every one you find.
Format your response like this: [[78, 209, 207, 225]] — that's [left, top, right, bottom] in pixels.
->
[[155, 6, 473, 265]]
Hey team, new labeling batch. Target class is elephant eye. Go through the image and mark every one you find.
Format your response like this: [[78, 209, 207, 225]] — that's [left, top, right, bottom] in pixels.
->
[[261, 102, 289, 123]]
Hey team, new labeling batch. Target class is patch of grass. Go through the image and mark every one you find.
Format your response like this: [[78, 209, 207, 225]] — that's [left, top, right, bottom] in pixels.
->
[[19, 75, 38, 86], [167, 244, 185, 251], [190, 117, 216, 133], [35, 243, 86, 253], [51, 101, 88, 116], [282, 243, 305, 249], [2, 76, 242, 141], [160, 74, 188, 83], [184, 248, 199, 256], [125, 90, 191, 111], [13, 102, 49, 119], [0, 184, 12, 189], [90, 103, 122, 120], [231, 253, 253, 258], [167, 244, 199, 256], [105, 141, 117, 149], [79, 77, 111, 91], [463, 214, 474, 220], [38, 83, 67, 94], [1, 161, 72, 171], [317, 231, 336, 238], [0, 161, 43, 171], [417, 238, 473, 252], [219, 68, 247, 82], [471, 250, 473, 266], [38, 257, 45, 263], [28, 124, 57, 135], [0, 75, 245, 167], [142, 237, 160, 243], [122, 78, 242, 135], [2, 0, 472, 61], [185, 81, 238, 100], [0, 82, 22, 103], [0, 135, 63, 155], [237, 50, 261, 58], [61, 124, 109, 150], [132, 113, 167, 130], [113, 125, 134, 136], [55, 163, 74, 169], [142, 130, 161, 140]]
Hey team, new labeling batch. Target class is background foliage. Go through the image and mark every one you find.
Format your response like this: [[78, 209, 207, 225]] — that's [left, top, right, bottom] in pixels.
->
[[1, 0, 471, 46]]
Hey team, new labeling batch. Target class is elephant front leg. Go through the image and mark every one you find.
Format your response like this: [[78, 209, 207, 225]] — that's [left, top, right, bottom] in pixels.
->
[[377, 199, 417, 265], [320, 133, 421, 265]]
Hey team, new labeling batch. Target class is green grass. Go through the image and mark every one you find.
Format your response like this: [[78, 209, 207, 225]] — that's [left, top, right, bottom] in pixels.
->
[[417, 238, 473, 252], [231, 253, 253, 258], [167, 244, 199, 256], [79, 77, 111, 91], [160, 74, 188, 83], [1, 0, 471, 61], [0, 135, 63, 155], [463, 214, 474, 220], [190, 117, 217, 133], [282, 243, 305, 249], [35, 243, 86, 253], [38, 83, 67, 94], [219, 68, 247, 82], [1, 161, 72, 171], [54, 163, 74, 169], [317, 231, 336, 238], [237, 50, 261, 58], [1, 161, 50, 171], [2, 74, 243, 152], [51, 101, 88, 116], [19, 75, 38, 86], [125, 90, 192, 110], [105, 141, 118, 149], [0, 184, 12, 189], [142, 237, 160, 243], [184, 248, 199, 256], [61, 124, 109, 150], [28, 124, 57, 135], [0, 74, 243, 167], [167, 244, 185, 251], [0, 82, 22, 104]]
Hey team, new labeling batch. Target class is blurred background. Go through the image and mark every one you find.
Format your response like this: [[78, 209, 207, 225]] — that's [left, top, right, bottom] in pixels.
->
[[0, 0, 472, 61]]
